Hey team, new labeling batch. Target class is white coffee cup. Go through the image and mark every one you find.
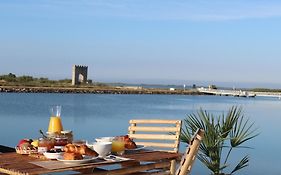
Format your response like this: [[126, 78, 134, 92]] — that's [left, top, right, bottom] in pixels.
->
[[91, 142, 112, 157], [95, 137, 114, 142]]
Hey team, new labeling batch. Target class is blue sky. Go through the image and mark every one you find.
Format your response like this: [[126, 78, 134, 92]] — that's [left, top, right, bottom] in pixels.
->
[[1, 0, 281, 88]]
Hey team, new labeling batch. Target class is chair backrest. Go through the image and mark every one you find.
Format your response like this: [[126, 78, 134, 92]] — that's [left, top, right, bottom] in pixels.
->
[[128, 119, 182, 153], [175, 129, 204, 175]]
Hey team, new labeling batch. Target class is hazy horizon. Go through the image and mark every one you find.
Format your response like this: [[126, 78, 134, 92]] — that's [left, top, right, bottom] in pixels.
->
[[1, 0, 281, 88], [2, 72, 281, 89]]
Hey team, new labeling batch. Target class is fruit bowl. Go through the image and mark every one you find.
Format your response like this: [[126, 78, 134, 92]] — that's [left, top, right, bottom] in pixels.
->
[[15, 146, 37, 155]]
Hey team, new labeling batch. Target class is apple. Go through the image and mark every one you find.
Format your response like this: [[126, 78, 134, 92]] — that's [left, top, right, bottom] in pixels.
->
[[17, 139, 33, 148]]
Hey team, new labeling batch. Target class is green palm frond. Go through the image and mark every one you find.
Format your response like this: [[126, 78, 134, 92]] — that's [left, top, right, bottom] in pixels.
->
[[197, 153, 225, 174], [180, 105, 258, 175], [230, 115, 259, 147], [221, 106, 241, 138], [231, 155, 250, 174]]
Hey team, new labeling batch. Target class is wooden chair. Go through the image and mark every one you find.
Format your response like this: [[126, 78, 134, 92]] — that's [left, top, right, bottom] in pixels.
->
[[127, 128, 204, 175], [128, 119, 182, 175], [175, 128, 204, 175]]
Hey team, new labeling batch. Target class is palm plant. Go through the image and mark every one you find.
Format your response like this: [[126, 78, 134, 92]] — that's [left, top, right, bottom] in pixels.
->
[[180, 106, 258, 175]]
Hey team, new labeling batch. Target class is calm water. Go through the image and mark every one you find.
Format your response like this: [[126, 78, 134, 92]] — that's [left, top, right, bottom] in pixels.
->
[[0, 93, 280, 174]]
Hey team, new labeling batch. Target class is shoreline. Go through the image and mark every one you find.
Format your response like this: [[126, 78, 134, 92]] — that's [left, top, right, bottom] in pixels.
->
[[0, 86, 202, 95], [1, 85, 280, 98]]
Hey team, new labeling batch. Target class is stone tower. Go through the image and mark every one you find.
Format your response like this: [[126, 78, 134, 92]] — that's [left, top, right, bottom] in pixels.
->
[[72, 65, 88, 85]]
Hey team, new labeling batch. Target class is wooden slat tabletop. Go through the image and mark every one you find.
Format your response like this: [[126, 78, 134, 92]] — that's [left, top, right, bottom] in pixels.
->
[[123, 150, 180, 161], [0, 150, 180, 175]]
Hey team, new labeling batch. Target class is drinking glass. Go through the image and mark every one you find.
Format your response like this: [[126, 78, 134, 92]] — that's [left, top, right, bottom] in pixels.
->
[[48, 105, 63, 133], [111, 138, 125, 155]]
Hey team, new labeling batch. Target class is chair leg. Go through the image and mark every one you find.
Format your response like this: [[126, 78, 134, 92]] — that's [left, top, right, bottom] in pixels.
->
[[169, 160, 176, 175]]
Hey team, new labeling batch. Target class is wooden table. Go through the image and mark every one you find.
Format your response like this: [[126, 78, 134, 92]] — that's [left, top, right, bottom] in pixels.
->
[[0, 150, 180, 175]]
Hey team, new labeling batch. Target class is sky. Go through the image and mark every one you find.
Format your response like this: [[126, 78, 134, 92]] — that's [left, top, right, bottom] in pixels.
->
[[1, 0, 281, 88]]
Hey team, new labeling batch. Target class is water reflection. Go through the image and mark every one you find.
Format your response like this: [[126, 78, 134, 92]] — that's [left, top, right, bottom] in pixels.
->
[[0, 94, 280, 174]]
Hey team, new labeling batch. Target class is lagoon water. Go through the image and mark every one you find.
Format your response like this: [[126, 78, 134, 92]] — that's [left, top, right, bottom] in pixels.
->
[[0, 93, 280, 174]]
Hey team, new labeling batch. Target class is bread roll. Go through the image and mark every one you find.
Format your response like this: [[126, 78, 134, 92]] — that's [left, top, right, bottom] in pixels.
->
[[64, 144, 98, 157], [64, 144, 77, 153], [63, 152, 83, 160], [125, 141, 137, 149], [118, 135, 137, 149]]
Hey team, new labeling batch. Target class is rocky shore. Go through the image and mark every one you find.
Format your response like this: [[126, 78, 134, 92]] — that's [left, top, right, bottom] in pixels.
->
[[0, 86, 202, 95]]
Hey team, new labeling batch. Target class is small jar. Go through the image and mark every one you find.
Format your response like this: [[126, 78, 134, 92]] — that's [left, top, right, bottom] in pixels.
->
[[38, 137, 54, 153], [54, 136, 69, 149], [61, 130, 73, 143]]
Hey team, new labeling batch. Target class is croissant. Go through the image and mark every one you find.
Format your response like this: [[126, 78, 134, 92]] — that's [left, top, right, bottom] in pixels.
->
[[63, 152, 83, 160], [125, 140, 137, 149], [64, 144, 78, 153], [78, 145, 98, 156], [64, 144, 99, 157], [117, 135, 137, 149]]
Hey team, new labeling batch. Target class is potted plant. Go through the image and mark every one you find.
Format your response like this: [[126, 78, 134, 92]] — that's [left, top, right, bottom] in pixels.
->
[[180, 106, 258, 175]]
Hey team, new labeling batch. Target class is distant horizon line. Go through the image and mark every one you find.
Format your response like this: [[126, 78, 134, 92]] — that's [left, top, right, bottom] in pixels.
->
[[1, 72, 281, 89]]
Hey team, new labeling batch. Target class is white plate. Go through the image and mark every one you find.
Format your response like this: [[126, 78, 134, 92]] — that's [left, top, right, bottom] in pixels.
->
[[125, 145, 145, 151], [43, 152, 63, 160], [57, 155, 97, 164]]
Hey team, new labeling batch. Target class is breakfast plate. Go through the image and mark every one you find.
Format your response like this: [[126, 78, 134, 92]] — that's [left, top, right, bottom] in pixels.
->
[[43, 152, 64, 160], [57, 156, 98, 164]]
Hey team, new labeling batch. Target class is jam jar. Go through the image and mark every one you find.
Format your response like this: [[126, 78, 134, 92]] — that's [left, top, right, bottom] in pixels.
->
[[61, 130, 73, 143], [38, 137, 54, 153], [54, 136, 69, 149]]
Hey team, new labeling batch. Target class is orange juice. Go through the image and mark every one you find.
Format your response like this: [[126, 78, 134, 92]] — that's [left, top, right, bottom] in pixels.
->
[[48, 116, 63, 133], [111, 140, 125, 152]]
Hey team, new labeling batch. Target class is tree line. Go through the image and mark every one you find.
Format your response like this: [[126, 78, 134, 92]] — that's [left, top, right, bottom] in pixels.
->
[[0, 73, 71, 86], [0, 73, 107, 87]]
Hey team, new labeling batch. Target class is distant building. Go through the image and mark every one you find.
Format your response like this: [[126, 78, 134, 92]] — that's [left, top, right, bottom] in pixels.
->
[[87, 79, 93, 84], [208, 85, 217, 89], [72, 65, 88, 85]]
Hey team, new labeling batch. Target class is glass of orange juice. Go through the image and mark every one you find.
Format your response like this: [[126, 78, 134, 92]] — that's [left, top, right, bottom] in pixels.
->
[[111, 138, 125, 155], [48, 105, 63, 133]]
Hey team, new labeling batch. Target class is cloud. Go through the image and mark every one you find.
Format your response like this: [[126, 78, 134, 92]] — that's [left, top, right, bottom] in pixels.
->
[[102, 0, 281, 21], [2, 0, 281, 21]]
